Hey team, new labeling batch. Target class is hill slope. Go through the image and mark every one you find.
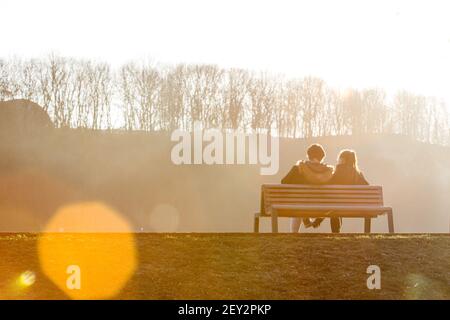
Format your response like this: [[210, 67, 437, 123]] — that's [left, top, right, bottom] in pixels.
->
[[0, 127, 449, 232]]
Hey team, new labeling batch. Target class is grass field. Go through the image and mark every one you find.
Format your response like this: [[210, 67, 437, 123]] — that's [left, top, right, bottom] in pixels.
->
[[0, 233, 448, 299]]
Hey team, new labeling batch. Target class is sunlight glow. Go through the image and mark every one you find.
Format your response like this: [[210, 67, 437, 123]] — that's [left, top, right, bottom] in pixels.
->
[[403, 273, 446, 299], [38, 202, 137, 299], [18, 271, 36, 287], [1, 0, 450, 105]]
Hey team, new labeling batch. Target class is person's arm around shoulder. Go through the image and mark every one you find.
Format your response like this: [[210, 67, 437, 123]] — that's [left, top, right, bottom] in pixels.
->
[[296, 160, 305, 174], [358, 172, 369, 185], [328, 166, 341, 184]]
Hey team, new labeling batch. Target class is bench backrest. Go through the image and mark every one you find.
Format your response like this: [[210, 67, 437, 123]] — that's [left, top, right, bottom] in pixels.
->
[[260, 184, 384, 215]]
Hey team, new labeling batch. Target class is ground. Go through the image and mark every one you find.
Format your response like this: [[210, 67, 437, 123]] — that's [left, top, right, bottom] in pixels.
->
[[0, 233, 448, 299]]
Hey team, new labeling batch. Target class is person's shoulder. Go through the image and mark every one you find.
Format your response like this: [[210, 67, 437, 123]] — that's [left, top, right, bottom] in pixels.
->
[[331, 164, 346, 177], [286, 164, 300, 173], [358, 171, 369, 185], [295, 160, 306, 171], [318, 162, 334, 173]]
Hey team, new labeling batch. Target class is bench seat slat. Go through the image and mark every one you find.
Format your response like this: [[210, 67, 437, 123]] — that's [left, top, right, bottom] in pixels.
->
[[260, 211, 384, 218], [272, 204, 392, 212], [263, 184, 381, 190], [266, 198, 383, 204], [266, 193, 382, 199], [264, 189, 381, 194], [268, 199, 383, 207]]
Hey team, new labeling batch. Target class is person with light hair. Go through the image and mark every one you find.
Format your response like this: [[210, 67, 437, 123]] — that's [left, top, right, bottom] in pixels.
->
[[330, 150, 368, 185], [314, 149, 369, 233]]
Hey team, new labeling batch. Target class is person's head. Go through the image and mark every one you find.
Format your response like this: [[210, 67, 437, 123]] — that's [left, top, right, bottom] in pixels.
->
[[337, 149, 359, 171], [307, 144, 326, 162]]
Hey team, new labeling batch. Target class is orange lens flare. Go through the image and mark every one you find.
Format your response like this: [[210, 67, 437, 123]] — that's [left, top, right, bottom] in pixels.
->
[[38, 202, 137, 299]]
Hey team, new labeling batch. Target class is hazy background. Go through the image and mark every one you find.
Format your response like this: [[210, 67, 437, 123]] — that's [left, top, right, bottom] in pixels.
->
[[0, 122, 449, 233], [1, 0, 450, 104], [1, 0, 449, 233]]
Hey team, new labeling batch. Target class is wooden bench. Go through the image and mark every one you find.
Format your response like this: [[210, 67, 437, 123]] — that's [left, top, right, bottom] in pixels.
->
[[254, 184, 394, 233]]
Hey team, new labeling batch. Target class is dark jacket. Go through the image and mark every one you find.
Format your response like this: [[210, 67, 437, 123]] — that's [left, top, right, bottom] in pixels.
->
[[281, 161, 333, 185], [329, 164, 369, 185]]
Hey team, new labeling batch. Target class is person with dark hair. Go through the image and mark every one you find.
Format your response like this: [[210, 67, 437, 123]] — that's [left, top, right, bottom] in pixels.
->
[[314, 149, 369, 233], [281, 143, 334, 232]]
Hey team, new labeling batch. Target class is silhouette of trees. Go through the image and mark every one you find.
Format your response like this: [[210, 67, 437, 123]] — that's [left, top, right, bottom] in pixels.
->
[[1, 55, 449, 146], [0, 56, 112, 129], [119, 62, 161, 131], [247, 72, 277, 133], [158, 64, 186, 131], [223, 69, 249, 130], [184, 64, 224, 130]]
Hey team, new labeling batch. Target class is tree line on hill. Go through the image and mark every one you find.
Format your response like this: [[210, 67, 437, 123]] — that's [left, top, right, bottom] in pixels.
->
[[1, 55, 449, 146]]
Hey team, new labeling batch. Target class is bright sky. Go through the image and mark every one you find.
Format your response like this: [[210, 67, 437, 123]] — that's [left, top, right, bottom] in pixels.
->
[[1, 0, 450, 103]]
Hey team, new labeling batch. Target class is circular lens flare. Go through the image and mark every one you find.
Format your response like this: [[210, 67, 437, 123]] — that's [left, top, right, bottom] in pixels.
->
[[38, 202, 137, 299]]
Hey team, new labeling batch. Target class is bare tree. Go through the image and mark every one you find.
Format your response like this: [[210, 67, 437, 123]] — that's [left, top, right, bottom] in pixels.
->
[[223, 69, 250, 130], [394, 91, 427, 140], [183, 64, 224, 130], [360, 88, 388, 134], [118, 62, 161, 131], [247, 72, 276, 133], [1, 55, 449, 146], [159, 64, 187, 131], [298, 77, 327, 138]]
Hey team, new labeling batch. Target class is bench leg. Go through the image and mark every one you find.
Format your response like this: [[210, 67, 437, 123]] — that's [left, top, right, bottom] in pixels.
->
[[254, 213, 260, 233], [330, 217, 341, 233], [364, 217, 371, 233], [387, 209, 394, 233], [271, 212, 278, 233]]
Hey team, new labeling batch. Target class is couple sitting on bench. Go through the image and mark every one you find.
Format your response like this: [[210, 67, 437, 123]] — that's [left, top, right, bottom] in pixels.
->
[[282, 144, 368, 233]]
